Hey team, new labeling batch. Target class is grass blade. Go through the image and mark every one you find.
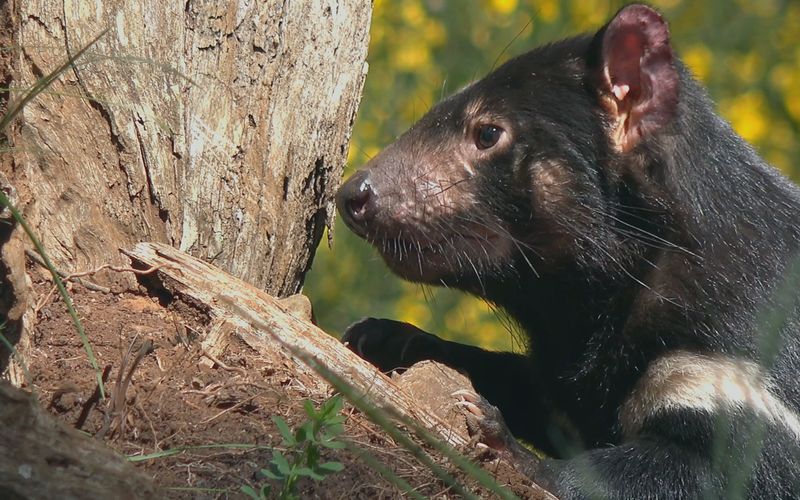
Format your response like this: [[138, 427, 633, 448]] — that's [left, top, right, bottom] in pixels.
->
[[0, 28, 109, 134], [127, 443, 275, 463], [345, 441, 427, 500]]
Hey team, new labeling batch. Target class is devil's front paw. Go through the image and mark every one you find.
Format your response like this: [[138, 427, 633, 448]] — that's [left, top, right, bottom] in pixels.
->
[[453, 389, 519, 457], [342, 318, 445, 373], [454, 390, 545, 488]]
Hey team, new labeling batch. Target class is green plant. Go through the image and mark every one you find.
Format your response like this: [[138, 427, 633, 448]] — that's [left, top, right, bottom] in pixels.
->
[[241, 395, 347, 500], [226, 297, 517, 499]]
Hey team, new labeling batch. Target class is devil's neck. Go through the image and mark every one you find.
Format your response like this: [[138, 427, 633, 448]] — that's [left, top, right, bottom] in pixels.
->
[[477, 268, 613, 353]]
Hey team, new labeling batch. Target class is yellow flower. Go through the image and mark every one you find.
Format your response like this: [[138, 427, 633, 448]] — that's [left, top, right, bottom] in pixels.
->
[[569, 0, 609, 30], [770, 65, 800, 121], [424, 19, 447, 46], [683, 45, 712, 82], [394, 42, 432, 71], [720, 92, 768, 143], [785, 93, 800, 123], [401, 1, 426, 27], [395, 292, 432, 326], [488, 0, 518, 15], [537, 0, 559, 23]]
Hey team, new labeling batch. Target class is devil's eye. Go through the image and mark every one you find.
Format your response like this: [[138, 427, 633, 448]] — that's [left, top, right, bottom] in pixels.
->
[[476, 125, 502, 150]]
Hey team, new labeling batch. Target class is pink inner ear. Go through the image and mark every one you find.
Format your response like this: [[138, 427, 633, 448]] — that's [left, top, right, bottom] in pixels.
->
[[600, 4, 679, 149], [608, 31, 646, 99]]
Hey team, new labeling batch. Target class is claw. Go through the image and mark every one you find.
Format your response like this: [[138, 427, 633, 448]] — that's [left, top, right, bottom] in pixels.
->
[[455, 400, 484, 417], [451, 389, 479, 402], [356, 332, 368, 355]]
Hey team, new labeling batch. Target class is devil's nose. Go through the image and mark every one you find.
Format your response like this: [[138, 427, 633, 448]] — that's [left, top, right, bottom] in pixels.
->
[[336, 170, 376, 236]]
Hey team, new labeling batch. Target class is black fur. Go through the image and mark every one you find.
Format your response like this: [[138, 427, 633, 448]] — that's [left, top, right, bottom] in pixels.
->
[[336, 4, 800, 498]]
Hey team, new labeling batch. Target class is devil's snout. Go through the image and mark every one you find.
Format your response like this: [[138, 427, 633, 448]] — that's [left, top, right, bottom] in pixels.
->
[[336, 169, 377, 237]]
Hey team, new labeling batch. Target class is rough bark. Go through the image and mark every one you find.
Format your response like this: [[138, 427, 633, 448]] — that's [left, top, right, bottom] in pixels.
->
[[0, 382, 159, 499], [0, 0, 369, 295]]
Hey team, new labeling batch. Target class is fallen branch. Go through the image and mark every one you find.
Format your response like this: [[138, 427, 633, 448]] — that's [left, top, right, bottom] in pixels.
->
[[123, 242, 470, 447]]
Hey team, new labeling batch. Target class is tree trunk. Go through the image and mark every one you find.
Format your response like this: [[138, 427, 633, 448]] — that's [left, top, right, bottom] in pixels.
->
[[0, 0, 370, 291], [0, 0, 370, 373]]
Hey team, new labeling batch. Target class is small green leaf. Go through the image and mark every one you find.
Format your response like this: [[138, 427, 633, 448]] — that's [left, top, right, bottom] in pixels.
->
[[273, 416, 296, 445], [260, 467, 283, 481], [246, 397, 348, 498], [316, 461, 345, 475], [325, 415, 346, 426], [295, 425, 308, 443], [307, 446, 320, 465], [319, 438, 346, 449], [324, 422, 344, 436], [271, 451, 292, 475], [240, 485, 260, 499], [326, 395, 345, 415], [303, 399, 316, 418], [259, 484, 271, 498], [241, 483, 271, 500], [295, 466, 325, 481]]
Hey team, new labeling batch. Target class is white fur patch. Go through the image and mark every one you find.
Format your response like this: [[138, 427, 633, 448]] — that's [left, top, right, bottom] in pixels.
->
[[620, 351, 800, 440]]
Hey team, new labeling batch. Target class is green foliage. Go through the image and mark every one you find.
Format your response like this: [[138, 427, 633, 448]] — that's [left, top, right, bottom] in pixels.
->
[[228, 296, 518, 497], [241, 396, 347, 500], [305, 0, 800, 351]]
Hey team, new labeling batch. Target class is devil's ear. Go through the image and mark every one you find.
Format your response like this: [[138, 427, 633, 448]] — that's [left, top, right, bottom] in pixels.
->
[[591, 4, 679, 152]]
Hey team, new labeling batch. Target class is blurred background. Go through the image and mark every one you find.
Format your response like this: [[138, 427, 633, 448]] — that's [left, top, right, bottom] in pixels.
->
[[305, 0, 800, 351]]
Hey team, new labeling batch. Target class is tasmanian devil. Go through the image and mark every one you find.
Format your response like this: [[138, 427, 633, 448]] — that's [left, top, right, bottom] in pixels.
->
[[335, 4, 800, 498]]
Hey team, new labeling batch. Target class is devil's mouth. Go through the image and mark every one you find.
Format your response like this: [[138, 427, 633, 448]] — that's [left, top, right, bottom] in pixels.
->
[[368, 232, 500, 260], [377, 235, 495, 285], [358, 226, 515, 284]]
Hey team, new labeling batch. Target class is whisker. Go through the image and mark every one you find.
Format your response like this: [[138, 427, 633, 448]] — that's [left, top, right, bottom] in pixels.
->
[[588, 205, 700, 259]]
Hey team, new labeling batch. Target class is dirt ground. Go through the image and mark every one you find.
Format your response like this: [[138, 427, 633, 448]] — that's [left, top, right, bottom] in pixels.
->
[[16, 261, 543, 499]]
